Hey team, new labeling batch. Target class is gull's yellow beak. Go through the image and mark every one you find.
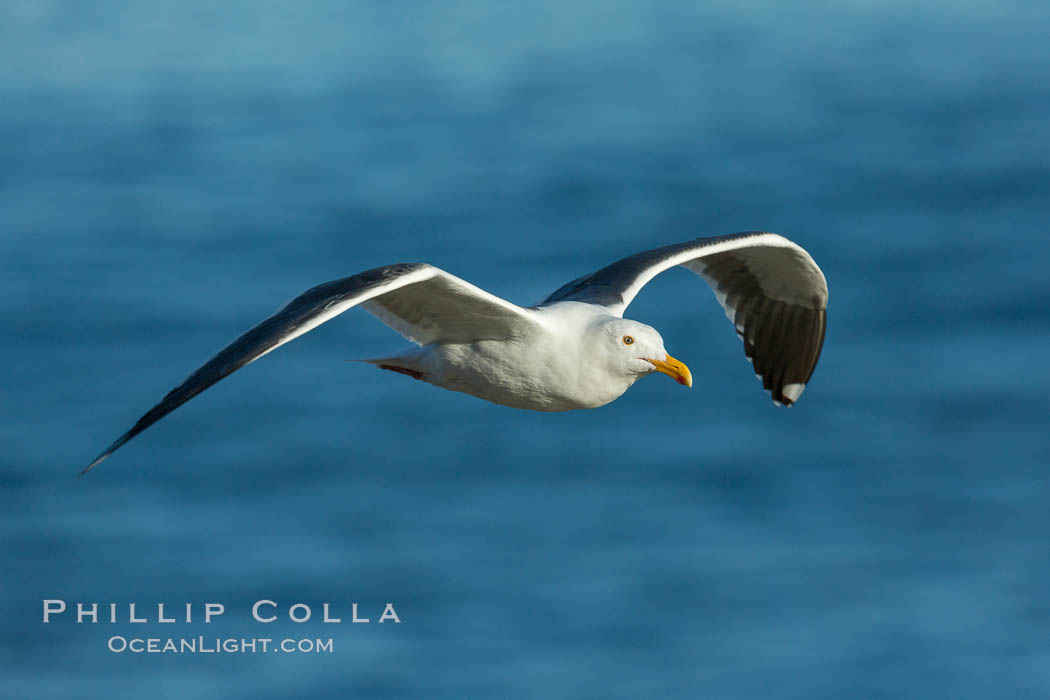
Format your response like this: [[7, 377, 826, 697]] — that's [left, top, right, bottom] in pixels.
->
[[647, 354, 693, 388]]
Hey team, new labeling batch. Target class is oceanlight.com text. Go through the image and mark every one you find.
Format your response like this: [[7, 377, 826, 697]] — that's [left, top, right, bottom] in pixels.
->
[[107, 636, 334, 654]]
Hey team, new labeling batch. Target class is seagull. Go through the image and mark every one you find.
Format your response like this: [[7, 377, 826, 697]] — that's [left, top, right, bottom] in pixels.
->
[[82, 232, 828, 474]]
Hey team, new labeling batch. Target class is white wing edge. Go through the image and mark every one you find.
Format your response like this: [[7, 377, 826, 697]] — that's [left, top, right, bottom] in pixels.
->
[[613, 233, 827, 317]]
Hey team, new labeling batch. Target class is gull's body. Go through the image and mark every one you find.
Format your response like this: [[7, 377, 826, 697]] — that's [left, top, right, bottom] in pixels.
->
[[83, 232, 828, 473], [378, 301, 661, 411]]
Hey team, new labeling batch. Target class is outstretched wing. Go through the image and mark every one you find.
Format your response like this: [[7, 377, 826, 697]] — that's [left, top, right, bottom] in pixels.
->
[[542, 232, 828, 406], [83, 263, 538, 473]]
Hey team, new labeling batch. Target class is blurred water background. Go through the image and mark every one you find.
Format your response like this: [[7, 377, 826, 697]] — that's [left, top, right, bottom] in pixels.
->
[[3, 0, 1049, 698]]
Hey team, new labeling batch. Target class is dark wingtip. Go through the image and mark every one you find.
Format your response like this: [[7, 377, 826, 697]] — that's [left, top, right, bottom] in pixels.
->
[[78, 455, 108, 476], [78, 434, 130, 477]]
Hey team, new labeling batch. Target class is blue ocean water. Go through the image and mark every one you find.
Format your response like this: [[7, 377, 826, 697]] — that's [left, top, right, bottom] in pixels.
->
[[3, 0, 1049, 697]]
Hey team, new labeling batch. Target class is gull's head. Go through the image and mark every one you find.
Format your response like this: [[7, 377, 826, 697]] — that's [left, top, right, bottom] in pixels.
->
[[590, 318, 692, 388]]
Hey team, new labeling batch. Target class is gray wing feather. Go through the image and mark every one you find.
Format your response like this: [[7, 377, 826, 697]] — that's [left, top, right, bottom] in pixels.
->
[[542, 232, 828, 406], [82, 263, 533, 474]]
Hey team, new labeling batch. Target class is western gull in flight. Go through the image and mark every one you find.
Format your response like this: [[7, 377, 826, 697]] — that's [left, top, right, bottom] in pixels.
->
[[82, 232, 828, 474]]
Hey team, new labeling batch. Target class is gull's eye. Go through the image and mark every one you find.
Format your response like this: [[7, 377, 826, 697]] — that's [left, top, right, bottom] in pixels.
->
[[622, 335, 634, 345]]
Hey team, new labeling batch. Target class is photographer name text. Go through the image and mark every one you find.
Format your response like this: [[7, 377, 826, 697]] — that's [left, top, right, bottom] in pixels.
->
[[42, 600, 400, 624]]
